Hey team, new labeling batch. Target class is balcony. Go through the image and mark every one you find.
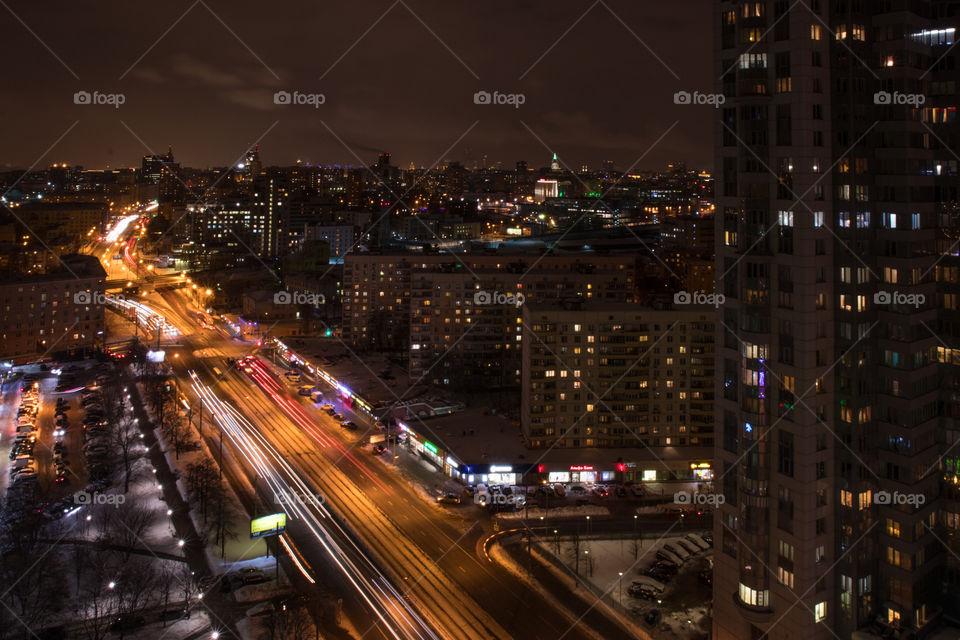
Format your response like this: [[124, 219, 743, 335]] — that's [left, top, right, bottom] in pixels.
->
[[732, 593, 774, 622]]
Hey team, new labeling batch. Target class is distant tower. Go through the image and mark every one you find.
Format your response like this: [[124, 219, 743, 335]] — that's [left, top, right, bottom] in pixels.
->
[[550, 153, 561, 171], [243, 144, 262, 178]]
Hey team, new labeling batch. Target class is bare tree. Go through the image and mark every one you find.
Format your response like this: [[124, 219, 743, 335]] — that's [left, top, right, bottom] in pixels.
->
[[112, 414, 141, 493], [185, 457, 219, 521], [161, 402, 191, 459], [0, 542, 65, 639], [156, 564, 177, 627], [74, 549, 120, 640], [109, 502, 157, 561], [114, 557, 157, 627], [209, 479, 240, 559]]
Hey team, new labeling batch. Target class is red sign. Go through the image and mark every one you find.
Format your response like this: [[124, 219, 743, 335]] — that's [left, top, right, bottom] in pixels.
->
[[569, 465, 594, 472]]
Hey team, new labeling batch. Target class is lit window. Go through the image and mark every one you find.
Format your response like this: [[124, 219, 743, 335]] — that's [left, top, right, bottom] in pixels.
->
[[815, 601, 827, 622]]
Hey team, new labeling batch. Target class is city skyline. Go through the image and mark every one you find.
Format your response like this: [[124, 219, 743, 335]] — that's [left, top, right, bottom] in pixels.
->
[[0, 1, 713, 171]]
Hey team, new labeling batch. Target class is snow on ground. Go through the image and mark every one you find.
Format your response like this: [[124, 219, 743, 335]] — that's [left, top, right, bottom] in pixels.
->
[[120, 611, 212, 640], [538, 534, 713, 640]]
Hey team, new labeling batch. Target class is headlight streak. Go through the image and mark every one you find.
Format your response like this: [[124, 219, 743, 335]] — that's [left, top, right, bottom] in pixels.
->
[[246, 358, 391, 493], [188, 371, 440, 640]]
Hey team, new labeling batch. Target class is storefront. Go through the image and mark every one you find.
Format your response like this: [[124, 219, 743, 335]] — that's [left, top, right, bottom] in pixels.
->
[[690, 461, 714, 481], [464, 464, 520, 486]]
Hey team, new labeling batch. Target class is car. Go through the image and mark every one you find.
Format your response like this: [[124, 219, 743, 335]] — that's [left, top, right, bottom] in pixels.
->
[[592, 487, 609, 498], [341, 420, 358, 430], [324, 407, 336, 416], [463, 485, 477, 496], [319, 404, 334, 411], [107, 615, 145, 633], [628, 585, 660, 600], [676, 539, 700, 555], [298, 386, 314, 396], [643, 609, 662, 627], [553, 484, 566, 497], [699, 569, 712, 586], [220, 573, 245, 592], [653, 560, 678, 575], [372, 443, 386, 455], [570, 485, 586, 495], [241, 569, 268, 585], [333, 412, 343, 421], [615, 486, 627, 498], [157, 608, 189, 623], [436, 493, 461, 504]]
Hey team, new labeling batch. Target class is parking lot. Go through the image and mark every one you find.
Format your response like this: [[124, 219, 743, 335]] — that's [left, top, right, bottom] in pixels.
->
[[1, 363, 114, 519]]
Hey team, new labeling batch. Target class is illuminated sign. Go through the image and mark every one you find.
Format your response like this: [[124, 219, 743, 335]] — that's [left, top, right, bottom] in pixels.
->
[[690, 462, 711, 469], [490, 465, 513, 473], [446, 457, 459, 468], [569, 465, 594, 472], [424, 442, 438, 454], [250, 513, 286, 539]]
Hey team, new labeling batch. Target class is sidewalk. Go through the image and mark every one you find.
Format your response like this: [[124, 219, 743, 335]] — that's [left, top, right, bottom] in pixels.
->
[[125, 365, 241, 638]]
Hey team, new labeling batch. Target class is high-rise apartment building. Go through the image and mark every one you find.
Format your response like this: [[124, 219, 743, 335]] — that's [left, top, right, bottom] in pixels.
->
[[714, 1, 960, 638], [521, 300, 715, 469]]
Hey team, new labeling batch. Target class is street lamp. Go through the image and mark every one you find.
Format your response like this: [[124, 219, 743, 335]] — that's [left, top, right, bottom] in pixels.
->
[[618, 571, 623, 606]]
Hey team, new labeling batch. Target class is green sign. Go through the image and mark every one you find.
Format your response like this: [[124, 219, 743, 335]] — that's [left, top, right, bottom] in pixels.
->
[[424, 442, 438, 454]]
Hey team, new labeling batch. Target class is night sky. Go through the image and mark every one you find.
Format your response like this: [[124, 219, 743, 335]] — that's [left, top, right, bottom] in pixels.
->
[[1, 1, 713, 172]]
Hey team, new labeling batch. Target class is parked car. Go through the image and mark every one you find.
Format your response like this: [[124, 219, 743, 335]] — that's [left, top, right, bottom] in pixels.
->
[[240, 568, 268, 585], [341, 420, 358, 430], [372, 444, 386, 455], [644, 609, 662, 627], [436, 493, 461, 505], [107, 615, 146, 632]]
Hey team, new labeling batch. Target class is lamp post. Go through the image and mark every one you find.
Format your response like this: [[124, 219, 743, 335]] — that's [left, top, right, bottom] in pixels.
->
[[618, 571, 623, 606]]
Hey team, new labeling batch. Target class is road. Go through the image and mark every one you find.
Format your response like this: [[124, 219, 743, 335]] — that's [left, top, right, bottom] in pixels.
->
[[89, 217, 661, 640]]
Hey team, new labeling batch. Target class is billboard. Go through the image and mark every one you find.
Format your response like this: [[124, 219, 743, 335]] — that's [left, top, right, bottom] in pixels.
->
[[250, 513, 286, 539]]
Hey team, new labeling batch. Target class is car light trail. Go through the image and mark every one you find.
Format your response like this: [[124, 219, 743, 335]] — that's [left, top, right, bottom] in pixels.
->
[[279, 534, 315, 584], [104, 214, 139, 244], [245, 358, 391, 493], [188, 371, 442, 640]]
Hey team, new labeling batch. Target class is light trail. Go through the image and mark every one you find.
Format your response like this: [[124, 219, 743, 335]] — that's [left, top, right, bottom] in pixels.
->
[[245, 358, 391, 493], [107, 295, 181, 338], [104, 214, 139, 244], [188, 372, 442, 640]]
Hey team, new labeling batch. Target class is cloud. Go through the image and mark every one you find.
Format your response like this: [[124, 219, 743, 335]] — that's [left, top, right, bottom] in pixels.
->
[[170, 53, 244, 88]]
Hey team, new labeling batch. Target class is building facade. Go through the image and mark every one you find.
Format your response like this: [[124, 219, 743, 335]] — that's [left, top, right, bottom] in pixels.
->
[[0, 254, 106, 361], [714, 1, 960, 638], [521, 300, 715, 474]]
